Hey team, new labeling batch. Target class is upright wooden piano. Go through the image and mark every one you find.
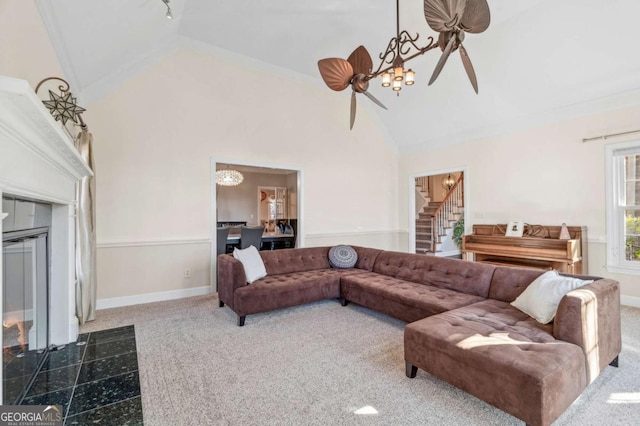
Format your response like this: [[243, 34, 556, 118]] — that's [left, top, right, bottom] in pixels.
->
[[462, 224, 588, 274]]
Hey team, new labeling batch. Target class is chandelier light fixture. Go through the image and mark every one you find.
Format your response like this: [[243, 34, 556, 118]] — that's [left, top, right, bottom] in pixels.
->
[[162, 0, 173, 20], [216, 168, 244, 186], [317, 0, 490, 129], [441, 173, 456, 191]]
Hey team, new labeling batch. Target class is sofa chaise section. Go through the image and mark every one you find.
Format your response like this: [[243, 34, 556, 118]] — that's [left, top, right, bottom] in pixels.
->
[[404, 267, 622, 426]]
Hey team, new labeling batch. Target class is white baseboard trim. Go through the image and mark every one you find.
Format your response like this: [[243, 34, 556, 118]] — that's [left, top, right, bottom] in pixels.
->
[[621, 295, 640, 308], [96, 286, 213, 310]]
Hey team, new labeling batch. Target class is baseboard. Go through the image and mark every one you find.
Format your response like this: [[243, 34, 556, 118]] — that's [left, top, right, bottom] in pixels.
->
[[621, 295, 640, 308], [96, 286, 212, 310]]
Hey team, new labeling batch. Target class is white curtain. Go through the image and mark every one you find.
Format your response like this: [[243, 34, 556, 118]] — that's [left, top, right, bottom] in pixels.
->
[[75, 129, 96, 324]]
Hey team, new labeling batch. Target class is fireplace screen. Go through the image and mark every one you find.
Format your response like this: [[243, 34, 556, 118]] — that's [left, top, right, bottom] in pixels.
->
[[3, 198, 51, 404]]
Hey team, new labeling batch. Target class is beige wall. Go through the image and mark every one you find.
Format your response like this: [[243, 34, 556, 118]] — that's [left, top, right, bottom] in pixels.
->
[[0, 1, 64, 88], [399, 105, 640, 302], [87, 48, 400, 301]]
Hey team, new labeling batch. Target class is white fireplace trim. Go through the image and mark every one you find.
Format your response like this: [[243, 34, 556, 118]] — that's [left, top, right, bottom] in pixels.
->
[[0, 77, 91, 183], [1, 75, 92, 399]]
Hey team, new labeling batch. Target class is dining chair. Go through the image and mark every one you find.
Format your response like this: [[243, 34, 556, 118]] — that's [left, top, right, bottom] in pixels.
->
[[288, 219, 297, 248], [240, 225, 265, 250], [216, 227, 230, 256]]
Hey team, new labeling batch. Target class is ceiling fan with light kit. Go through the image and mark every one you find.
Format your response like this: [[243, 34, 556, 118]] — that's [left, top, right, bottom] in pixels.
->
[[317, 0, 491, 129]]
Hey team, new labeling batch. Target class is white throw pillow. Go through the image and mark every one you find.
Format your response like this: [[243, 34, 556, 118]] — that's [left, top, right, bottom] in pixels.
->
[[510, 270, 593, 324], [233, 246, 267, 284]]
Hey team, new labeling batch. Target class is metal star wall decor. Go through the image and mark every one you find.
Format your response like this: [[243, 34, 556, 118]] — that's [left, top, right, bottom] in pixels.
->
[[42, 90, 86, 125], [35, 77, 86, 125]]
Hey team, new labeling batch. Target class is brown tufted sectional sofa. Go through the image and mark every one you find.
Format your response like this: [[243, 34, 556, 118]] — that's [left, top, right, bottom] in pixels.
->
[[217, 246, 621, 426]]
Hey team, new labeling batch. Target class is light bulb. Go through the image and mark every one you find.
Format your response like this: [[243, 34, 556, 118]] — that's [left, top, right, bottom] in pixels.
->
[[166, 8, 173, 19], [392, 79, 402, 91], [405, 69, 415, 85], [381, 72, 391, 87], [393, 66, 404, 81]]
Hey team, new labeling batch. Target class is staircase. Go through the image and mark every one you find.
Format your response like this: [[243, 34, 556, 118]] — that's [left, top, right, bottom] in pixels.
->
[[416, 202, 442, 254], [415, 176, 431, 253], [415, 173, 464, 255]]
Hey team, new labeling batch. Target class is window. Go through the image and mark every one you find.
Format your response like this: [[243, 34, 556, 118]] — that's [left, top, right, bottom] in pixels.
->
[[606, 140, 640, 274]]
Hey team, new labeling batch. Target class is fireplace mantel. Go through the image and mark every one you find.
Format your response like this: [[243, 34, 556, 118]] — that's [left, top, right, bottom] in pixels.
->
[[0, 75, 93, 397], [0, 76, 92, 202]]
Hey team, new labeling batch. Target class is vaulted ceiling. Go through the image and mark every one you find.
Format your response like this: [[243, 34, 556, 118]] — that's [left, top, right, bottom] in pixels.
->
[[36, 0, 640, 153]]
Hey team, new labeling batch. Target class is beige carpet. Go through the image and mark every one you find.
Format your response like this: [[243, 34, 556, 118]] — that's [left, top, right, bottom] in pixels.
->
[[80, 296, 640, 426]]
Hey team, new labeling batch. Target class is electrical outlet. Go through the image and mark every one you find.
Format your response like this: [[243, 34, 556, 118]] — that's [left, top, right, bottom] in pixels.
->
[[184, 268, 191, 278]]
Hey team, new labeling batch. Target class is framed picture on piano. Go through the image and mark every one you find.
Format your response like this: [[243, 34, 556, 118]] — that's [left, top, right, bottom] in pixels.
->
[[505, 219, 524, 237]]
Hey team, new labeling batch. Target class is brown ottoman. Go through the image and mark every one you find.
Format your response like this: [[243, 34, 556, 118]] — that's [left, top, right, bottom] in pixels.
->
[[404, 299, 587, 426]]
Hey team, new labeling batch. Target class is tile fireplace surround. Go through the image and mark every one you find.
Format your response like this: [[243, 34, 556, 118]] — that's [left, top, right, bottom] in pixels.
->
[[0, 75, 93, 402]]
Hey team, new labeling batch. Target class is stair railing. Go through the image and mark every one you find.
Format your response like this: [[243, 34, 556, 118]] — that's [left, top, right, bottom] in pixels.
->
[[415, 176, 430, 198], [430, 173, 464, 251]]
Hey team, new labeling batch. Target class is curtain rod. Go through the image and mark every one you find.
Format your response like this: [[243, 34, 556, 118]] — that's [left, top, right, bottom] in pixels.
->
[[582, 129, 640, 143]]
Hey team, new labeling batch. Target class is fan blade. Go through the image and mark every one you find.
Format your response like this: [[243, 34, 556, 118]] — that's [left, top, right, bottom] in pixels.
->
[[318, 58, 354, 91], [424, 0, 466, 32], [460, 0, 490, 33], [429, 34, 456, 86], [362, 91, 388, 110], [459, 44, 478, 93], [347, 45, 373, 76], [350, 90, 356, 130]]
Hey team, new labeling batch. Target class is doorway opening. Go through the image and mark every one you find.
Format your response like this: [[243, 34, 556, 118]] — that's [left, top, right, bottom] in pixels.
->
[[211, 161, 302, 286], [410, 169, 466, 257]]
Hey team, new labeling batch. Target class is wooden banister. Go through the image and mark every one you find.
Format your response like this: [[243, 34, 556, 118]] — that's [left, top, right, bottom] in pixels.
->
[[430, 173, 464, 251]]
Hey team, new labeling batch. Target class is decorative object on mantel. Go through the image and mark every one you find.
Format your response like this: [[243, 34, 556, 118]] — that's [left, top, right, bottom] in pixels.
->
[[559, 223, 571, 240], [35, 77, 86, 126], [216, 167, 244, 186], [317, 0, 490, 129]]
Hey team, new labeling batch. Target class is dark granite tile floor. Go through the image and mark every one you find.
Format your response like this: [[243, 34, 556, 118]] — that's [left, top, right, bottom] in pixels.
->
[[20, 325, 143, 425]]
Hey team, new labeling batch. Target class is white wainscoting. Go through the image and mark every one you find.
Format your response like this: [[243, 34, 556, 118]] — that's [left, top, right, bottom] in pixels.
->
[[95, 231, 408, 308], [621, 295, 640, 309], [97, 238, 210, 249], [96, 238, 212, 307], [97, 232, 640, 310]]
